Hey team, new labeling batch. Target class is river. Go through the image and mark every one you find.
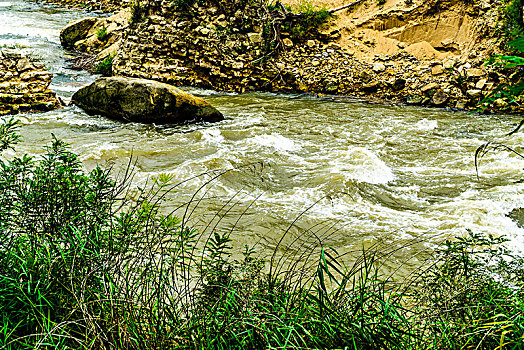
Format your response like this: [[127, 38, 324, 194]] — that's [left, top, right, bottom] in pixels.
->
[[2, 0, 524, 269]]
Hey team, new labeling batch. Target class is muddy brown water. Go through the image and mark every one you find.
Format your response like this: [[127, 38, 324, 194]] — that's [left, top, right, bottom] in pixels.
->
[[2, 0, 524, 271]]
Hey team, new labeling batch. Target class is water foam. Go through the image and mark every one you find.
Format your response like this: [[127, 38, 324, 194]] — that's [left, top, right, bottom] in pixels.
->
[[328, 147, 395, 184]]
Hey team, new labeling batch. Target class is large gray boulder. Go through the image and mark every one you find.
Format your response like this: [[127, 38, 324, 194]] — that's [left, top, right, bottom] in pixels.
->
[[71, 77, 224, 124], [60, 17, 99, 48]]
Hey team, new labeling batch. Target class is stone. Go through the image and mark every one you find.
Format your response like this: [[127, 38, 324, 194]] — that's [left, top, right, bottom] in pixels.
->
[[283, 38, 293, 48], [432, 90, 448, 105], [406, 95, 423, 104], [60, 17, 99, 48], [16, 58, 34, 72], [455, 99, 468, 109], [247, 32, 263, 43], [431, 65, 444, 75], [71, 77, 224, 124], [493, 98, 508, 109], [467, 89, 483, 98], [442, 59, 454, 69], [373, 62, 386, 72], [421, 82, 440, 92], [307, 40, 316, 48], [466, 68, 484, 77], [391, 78, 406, 91], [475, 78, 487, 89], [1, 49, 21, 60]]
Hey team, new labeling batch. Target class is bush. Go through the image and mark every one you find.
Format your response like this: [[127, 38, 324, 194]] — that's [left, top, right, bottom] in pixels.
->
[[480, 37, 524, 111], [94, 52, 116, 76], [282, 2, 332, 41], [96, 27, 109, 41], [129, 0, 147, 25]]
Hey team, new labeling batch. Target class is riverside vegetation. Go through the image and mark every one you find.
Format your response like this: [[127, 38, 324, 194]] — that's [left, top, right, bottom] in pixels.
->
[[2, 117, 524, 349]]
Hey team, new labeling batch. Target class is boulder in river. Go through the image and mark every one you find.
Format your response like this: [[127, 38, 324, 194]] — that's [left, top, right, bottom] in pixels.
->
[[71, 77, 224, 124], [60, 17, 99, 48]]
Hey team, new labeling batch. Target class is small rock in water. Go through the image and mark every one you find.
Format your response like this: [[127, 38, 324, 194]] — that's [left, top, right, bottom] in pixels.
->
[[432, 90, 448, 105]]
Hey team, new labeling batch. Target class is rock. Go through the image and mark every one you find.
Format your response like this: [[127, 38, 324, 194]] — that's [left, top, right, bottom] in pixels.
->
[[373, 62, 386, 72], [467, 89, 483, 98], [442, 59, 455, 69], [475, 78, 487, 89], [247, 32, 263, 43], [0, 50, 60, 116], [16, 58, 35, 72], [493, 98, 508, 109], [406, 95, 423, 104], [466, 68, 484, 77], [60, 17, 99, 48], [431, 65, 444, 75], [2, 49, 21, 60], [432, 90, 448, 105], [71, 77, 224, 124], [283, 38, 294, 48], [391, 78, 406, 91], [421, 82, 440, 92], [455, 99, 468, 109], [362, 81, 380, 92]]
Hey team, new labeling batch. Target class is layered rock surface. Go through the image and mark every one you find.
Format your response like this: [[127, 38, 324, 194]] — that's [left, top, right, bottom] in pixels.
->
[[0, 50, 61, 116], [71, 77, 224, 124], [59, 0, 521, 113]]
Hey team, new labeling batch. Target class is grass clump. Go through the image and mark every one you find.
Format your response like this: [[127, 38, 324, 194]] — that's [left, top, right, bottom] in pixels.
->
[[96, 27, 109, 41], [1, 117, 524, 349], [281, 1, 332, 41], [94, 52, 116, 76], [129, 0, 147, 25]]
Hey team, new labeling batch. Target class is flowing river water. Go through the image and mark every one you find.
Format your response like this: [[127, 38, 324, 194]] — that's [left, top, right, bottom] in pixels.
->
[[2, 0, 524, 269]]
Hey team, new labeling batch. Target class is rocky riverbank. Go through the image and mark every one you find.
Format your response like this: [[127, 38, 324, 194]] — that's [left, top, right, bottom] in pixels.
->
[[0, 50, 61, 116], [56, 0, 522, 113]]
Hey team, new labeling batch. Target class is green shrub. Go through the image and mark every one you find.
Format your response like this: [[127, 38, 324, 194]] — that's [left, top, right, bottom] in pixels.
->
[[129, 0, 147, 25], [94, 52, 116, 76], [282, 2, 332, 41], [480, 37, 524, 111], [499, 0, 524, 40], [96, 27, 109, 41]]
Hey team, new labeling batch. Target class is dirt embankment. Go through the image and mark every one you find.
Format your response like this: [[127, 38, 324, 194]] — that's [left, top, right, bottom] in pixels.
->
[[55, 0, 520, 113]]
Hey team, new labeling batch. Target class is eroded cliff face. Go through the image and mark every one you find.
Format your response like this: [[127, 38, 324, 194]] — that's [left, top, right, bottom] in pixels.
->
[[0, 50, 62, 116], [60, 0, 521, 113]]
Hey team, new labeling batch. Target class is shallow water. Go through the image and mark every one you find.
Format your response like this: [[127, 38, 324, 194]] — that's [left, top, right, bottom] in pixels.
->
[[2, 0, 524, 268]]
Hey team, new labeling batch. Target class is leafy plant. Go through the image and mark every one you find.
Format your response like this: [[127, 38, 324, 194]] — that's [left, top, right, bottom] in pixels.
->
[[1, 116, 524, 349], [129, 0, 147, 25], [96, 27, 109, 41], [282, 2, 332, 41], [480, 37, 524, 111], [94, 52, 116, 76]]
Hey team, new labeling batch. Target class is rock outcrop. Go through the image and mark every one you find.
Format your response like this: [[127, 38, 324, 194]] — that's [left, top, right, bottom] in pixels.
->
[[0, 50, 61, 116], [57, 0, 522, 113], [71, 77, 224, 124]]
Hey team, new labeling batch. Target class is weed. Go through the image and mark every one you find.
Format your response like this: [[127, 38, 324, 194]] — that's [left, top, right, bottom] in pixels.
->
[[129, 0, 147, 25], [94, 52, 116, 76], [96, 27, 109, 41]]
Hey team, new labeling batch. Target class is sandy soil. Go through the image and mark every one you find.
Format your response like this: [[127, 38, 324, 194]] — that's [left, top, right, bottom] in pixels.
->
[[281, 0, 497, 64]]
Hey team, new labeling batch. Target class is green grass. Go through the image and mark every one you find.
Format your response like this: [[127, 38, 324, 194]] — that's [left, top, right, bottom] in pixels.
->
[[96, 27, 109, 41], [94, 53, 115, 76], [0, 118, 524, 349]]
